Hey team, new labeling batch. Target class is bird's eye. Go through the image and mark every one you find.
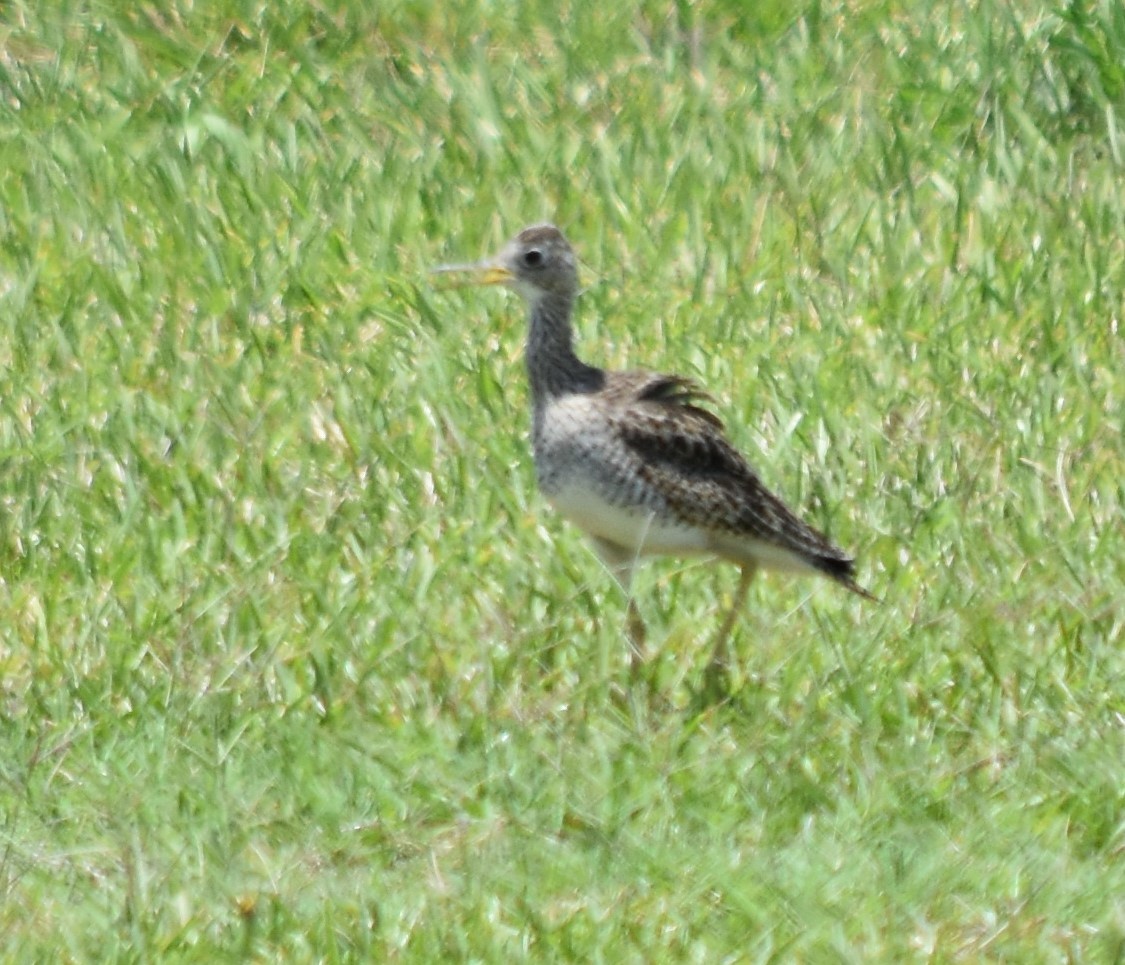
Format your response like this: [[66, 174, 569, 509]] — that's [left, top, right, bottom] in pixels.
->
[[522, 248, 545, 269]]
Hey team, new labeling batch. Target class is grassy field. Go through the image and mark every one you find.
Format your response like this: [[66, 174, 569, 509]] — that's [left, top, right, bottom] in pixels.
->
[[1, 0, 1123, 959]]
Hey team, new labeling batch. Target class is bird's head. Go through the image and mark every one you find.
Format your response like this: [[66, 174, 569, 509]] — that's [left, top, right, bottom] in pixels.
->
[[433, 223, 578, 305]]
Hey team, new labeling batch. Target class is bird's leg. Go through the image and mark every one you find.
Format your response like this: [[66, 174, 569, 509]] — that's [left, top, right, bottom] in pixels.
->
[[613, 562, 649, 672], [625, 597, 647, 670], [706, 562, 757, 684], [592, 538, 647, 671]]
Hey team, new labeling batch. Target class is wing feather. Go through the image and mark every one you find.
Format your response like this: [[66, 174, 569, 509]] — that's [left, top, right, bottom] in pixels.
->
[[605, 371, 857, 575]]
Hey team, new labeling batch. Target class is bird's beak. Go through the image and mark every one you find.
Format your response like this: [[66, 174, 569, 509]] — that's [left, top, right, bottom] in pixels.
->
[[430, 260, 514, 288]]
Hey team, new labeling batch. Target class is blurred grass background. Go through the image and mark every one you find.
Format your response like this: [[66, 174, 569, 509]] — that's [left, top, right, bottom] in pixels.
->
[[0, 0, 1122, 959]]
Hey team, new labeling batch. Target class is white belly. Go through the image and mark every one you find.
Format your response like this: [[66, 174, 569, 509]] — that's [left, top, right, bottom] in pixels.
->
[[547, 481, 711, 557]]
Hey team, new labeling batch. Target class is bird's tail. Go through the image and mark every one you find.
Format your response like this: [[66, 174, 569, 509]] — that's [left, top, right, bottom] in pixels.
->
[[815, 554, 880, 603]]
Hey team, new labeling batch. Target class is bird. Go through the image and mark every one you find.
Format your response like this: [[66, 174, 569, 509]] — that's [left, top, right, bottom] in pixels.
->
[[434, 224, 874, 686]]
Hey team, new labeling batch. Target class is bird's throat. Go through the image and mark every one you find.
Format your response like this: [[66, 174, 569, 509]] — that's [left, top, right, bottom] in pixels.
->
[[525, 293, 602, 401]]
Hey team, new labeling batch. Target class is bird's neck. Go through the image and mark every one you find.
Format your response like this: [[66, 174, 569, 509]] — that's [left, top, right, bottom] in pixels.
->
[[525, 291, 604, 402]]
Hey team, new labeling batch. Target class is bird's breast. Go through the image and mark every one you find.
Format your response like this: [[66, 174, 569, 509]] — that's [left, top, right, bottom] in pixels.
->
[[531, 394, 710, 556], [545, 479, 711, 557]]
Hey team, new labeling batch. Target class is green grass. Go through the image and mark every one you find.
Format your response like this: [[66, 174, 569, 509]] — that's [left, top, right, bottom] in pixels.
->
[[1, 0, 1123, 959]]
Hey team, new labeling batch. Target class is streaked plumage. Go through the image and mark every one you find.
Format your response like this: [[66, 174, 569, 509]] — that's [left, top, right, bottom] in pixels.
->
[[435, 224, 873, 681]]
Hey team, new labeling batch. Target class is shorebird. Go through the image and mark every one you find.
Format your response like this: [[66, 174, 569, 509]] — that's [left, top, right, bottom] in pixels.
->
[[435, 224, 873, 683]]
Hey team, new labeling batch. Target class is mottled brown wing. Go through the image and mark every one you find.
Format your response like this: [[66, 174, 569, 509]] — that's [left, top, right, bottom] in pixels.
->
[[607, 371, 856, 571], [633, 374, 725, 429]]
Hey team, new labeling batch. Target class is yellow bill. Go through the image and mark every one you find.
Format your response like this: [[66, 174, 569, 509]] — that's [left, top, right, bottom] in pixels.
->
[[430, 261, 514, 289]]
